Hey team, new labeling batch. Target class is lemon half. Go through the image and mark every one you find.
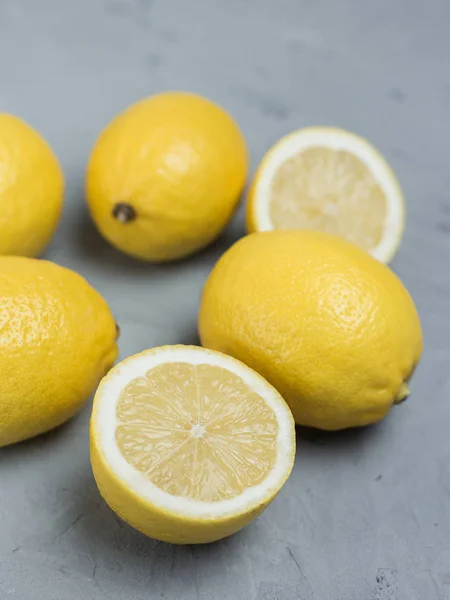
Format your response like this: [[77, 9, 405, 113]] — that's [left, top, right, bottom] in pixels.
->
[[90, 345, 295, 544], [247, 127, 405, 263]]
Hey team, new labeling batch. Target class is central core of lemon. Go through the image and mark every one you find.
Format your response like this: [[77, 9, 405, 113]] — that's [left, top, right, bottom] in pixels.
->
[[115, 362, 278, 502], [269, 146, 387, 251]]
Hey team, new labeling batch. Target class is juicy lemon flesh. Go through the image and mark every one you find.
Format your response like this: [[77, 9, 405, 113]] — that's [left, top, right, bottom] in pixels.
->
[[115, 362, 278, 503], [269, 147, 387, 252]]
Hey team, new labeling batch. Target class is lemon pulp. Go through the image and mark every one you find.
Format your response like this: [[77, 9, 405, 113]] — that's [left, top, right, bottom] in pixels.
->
[[269, 146, 387, 252], [115, 361, 278, 502]]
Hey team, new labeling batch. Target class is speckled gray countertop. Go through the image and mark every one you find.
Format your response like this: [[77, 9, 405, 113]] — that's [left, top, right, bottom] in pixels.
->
[[1, 0, 450, 598]]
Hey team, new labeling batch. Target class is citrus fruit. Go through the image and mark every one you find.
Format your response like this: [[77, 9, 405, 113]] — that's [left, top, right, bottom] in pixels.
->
[[199, 230, 422, 430], [247, 127, 404, 263], [86, 92, 248, 262], [0, 257, 118, 447], [90, 345, 295, 544], [0, 114, 64, 257]]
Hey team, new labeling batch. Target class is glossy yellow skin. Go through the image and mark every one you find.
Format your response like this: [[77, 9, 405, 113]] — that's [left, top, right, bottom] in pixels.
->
[[86, 92, 248, 262], [0, 257, 118, 447], [199, 230, 423, 430], [92, 431, 278, 545], [0, 114, 64, 257]]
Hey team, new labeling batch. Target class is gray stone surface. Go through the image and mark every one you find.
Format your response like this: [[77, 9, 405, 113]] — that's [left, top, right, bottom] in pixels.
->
[[0, 0, 449, 598]]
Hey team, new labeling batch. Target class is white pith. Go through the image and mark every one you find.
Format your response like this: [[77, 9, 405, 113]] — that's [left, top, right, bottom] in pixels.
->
[[253, 127, 405, 263], [92, 346, 295, 519]]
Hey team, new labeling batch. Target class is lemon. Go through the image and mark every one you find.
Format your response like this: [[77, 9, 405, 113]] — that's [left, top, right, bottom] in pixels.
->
[[86, 92, 248, 262], [0, 114, 64, 257], [0, 257, 118, 447], [90, 345, 295, 544], [247, 127, 405, 263], [199, 230, 422, 430]]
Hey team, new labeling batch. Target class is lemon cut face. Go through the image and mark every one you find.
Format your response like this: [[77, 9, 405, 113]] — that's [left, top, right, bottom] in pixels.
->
[[248, 127, 405, 263], [91, 346, 295, 543], [116, 361, 279, 502]]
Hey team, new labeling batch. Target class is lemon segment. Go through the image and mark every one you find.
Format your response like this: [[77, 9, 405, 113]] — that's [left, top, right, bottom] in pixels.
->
[[91, 345, 295, 544], [247, 127, 405, 263]]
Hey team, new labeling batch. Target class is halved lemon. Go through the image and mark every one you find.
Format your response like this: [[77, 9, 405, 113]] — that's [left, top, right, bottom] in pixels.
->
[[90, 345, 296, 544], [247, 127, 405, 263]]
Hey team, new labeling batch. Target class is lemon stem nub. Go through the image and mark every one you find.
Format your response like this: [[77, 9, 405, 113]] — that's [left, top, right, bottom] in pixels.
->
[[115, 323, 120, 340], [394, 382, 410, 404], [112, 203, 136, 224]]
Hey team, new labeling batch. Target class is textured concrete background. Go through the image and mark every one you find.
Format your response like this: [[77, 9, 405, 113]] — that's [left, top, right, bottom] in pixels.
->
[[1, 0, 449, 598]]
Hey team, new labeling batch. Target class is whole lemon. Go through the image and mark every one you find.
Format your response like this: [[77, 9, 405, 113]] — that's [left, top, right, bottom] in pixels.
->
[[0, 114, 64, 257], [86, 92, 248, 262], [199, 230, 422, 430], [0, 257, 118, 447]]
